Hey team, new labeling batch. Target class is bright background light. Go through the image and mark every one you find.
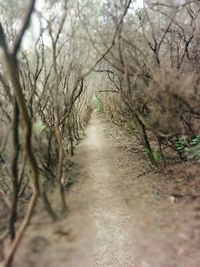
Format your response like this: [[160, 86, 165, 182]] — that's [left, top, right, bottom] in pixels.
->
[[22, 0, 144, 50], [134, 0, 144, 8]]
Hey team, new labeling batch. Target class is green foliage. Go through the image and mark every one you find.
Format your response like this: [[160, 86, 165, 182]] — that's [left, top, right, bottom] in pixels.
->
[[175, 138, 186, 154], [144, 148, 162, 162], [92, 96, 104, 113], [153, 150, 162, 162], [175, 136, 200, 163], [123, 121, 136, 137], [188, 146, 200, 162], [187, 136, 200, 163], [190, 136, 200, 145], [124, 121, 135, 131]]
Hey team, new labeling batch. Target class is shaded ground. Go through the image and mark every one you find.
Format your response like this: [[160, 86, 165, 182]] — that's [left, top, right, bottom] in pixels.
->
[[11, 114, 200, 266]]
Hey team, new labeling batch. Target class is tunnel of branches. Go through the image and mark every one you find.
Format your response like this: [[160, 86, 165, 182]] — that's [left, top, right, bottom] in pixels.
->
[[0, 0, 200, 266]]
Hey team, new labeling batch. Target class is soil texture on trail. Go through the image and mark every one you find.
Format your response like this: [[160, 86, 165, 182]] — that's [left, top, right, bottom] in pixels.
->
[[13, 114, 200, 267]]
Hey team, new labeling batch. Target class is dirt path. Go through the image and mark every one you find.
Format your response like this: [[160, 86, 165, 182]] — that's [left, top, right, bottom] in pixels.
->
[[83, 115, 135, 266], [14, 114, 200, 267]]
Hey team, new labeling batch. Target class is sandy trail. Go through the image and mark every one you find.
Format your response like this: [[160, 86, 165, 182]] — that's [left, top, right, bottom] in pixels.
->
[[82, 115, 135, 266]]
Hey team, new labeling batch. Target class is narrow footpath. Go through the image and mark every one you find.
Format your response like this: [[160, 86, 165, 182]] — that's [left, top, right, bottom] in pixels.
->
[[83, 115, 136, 266]]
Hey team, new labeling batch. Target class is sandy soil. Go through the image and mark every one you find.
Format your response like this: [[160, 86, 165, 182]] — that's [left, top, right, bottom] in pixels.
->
[[11, 114, 200, 267]]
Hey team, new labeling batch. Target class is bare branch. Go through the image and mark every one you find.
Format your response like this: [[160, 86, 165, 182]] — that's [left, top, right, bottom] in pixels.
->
[[13, 0, 36, 57]]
